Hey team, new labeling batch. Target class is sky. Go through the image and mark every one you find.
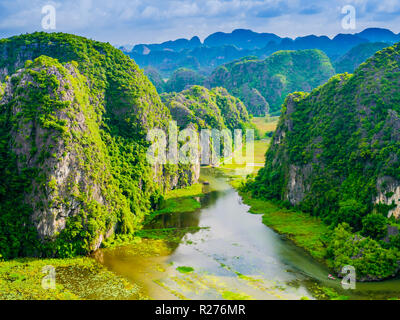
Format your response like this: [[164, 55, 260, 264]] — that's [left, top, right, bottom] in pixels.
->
[[0, 0, 399, 46]]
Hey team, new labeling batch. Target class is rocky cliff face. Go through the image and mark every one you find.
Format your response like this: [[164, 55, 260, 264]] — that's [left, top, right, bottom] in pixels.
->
[[0, 33, 199, 259], [161, 85, 251, 131], [4, 59, 105, 240], [375, 176, 400, 218], [252, 42, 400, 220]]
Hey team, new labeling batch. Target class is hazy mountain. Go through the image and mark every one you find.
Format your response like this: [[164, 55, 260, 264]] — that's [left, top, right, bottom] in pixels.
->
[[165, 68, 206, 92], [334, 42, 389, 73], [204, 29, 281, 50], [127, 28, 400, 76], [131, 36, 201, 54], [206, 50, 335, 116]]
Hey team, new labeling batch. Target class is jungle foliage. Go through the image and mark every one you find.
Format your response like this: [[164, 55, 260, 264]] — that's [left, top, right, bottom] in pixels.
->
[[0, 32, 192, 259], [246, 42, 400, 280]]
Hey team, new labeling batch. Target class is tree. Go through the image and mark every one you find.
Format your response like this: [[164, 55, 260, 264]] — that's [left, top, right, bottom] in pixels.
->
[[334, 199, 366, 231], [361, 213, 387, 240]]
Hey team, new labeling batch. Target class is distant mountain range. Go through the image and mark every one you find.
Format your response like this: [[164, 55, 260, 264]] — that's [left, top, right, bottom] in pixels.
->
[[122, 28, 400, 77], [206, 49, 335, 116]]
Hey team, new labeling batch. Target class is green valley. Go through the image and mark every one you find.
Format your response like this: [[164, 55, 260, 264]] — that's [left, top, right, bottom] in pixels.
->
[[2, 16, 400, 303]]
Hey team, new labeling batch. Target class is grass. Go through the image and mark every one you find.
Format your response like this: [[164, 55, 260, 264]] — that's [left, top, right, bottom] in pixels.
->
[[139, 183, 205, 227], [164, 183, 204, 200], [103, 238, 174, 257], [308, 283, 349, 300], [260, 206, 329, 261], [134, 183, 207, 244], [176, 266, 194, 274], [150, 183, 204, 217], [219, 140, 270, 172], [0, 257, 146, 300], [135, 227, 208, 244], [222, 290, 252, 300], [216, 115, 277, 173], [251, 116, 279, 137]]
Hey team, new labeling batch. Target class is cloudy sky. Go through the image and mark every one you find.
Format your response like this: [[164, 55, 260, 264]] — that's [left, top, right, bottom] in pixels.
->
[[0, 0, 399, 46]]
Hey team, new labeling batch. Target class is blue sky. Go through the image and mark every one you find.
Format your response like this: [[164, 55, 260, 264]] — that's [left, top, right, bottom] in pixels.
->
[[0, 0, 399, 46]]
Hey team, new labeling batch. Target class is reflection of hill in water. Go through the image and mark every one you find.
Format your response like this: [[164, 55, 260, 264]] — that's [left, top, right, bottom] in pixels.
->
[[145, 209, 201, 230], [142, 168, 230, 248], [143, 190, 223, 250]]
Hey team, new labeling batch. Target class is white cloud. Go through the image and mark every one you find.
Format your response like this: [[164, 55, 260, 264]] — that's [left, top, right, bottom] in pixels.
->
[[0, 0, 399, 45]]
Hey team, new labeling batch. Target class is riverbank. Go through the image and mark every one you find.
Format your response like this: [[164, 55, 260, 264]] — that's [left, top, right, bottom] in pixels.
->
[[2, 165, 399, 300], [214, 132, 331, 266], [229, 179, 330, 262], [0, 184, 206, 300]]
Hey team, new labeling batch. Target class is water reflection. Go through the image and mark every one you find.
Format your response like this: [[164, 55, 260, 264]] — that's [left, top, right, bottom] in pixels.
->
[[95, 168, 400, 300]]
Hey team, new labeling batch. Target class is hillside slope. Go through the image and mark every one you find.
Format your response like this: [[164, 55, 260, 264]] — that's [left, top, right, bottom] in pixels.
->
[[248, 42, 400, 280], [334, 42, 389, 73], [165, 68, 205, 93], [252, 43, 400, 217], [143, 67, 165, 93], [0, 33, 198, 259], [161, 85, 251, 131], [206, 50, 335, 116]]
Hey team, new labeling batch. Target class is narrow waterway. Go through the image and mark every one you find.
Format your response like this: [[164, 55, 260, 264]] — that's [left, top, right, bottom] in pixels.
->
[[95, 168, 400, 300]]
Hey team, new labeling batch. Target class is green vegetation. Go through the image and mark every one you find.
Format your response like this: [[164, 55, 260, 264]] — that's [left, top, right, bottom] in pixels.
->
[[251, 116, 279, 139], [162, 85, 256, 133], [0, 32, 197, 259], [165, 68, 205, 93], [328, 223, 400, 281], [308, 283, 349, 300], [144, 67, 166, 93], [334, 42, 389, 74], [176, 266, 194, 273], [137, 183, 207, 245], [134, 227, 207, 244], [101, 183, 207, 247], [247, 42, 400, 280], [361, 214, 388, 239], [221, 290, 252, 300], [231, 180, 329, 261], [207, 50, 335, 115], [146, 183, 204, 220], [0, 257, 145, 300]]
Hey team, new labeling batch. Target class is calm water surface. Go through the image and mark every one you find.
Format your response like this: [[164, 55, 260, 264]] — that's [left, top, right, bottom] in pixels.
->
[[95, 168, 400, 300]]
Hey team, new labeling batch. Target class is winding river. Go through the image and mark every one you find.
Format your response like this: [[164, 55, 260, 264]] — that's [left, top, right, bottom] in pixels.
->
[[95, 168, 400, 300]]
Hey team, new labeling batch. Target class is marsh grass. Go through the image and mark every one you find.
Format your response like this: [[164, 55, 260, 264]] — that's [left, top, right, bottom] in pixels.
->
[[0, 257, 145, 300], [251, 116, 279, 137]]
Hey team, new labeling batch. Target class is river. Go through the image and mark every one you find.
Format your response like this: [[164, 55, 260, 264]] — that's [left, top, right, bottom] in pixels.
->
[[94, 168, 400, 300]]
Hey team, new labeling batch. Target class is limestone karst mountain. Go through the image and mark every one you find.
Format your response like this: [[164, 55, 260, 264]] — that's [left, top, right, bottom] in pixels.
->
[[0, 33, 199, 259]]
